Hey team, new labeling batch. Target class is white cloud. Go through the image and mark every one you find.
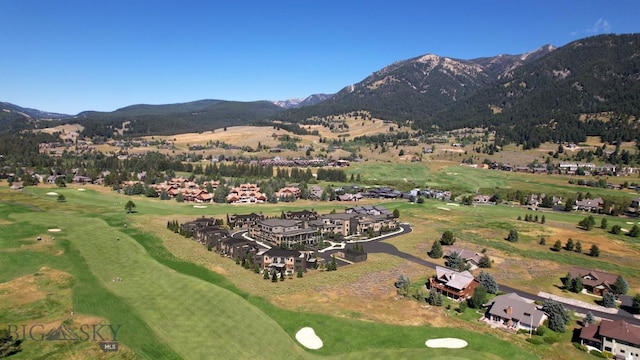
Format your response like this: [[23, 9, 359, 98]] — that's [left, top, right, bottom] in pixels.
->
[[587, 18, 612, 33]]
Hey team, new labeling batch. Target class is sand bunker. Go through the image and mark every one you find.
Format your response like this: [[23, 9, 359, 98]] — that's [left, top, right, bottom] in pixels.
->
[[295, 327, 323, 350], [46, 192, 58, 196], [193, 205, 207, 209], [425, 338, 468, 349], [48, 229, 62, 232], [446, 203, 460, 206], [78, 188, 86, 191], [437, 207, 451, 211]]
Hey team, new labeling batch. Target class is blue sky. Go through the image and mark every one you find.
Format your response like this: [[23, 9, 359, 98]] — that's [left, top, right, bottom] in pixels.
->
[[1, 1, 639, 114]]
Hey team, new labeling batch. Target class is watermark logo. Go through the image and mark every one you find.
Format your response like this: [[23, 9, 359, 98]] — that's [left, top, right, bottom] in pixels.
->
[[5, 323, 121, 352]]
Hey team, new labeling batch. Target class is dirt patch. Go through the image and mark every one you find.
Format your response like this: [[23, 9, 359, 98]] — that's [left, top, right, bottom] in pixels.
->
[[0, 267, 73, 307]]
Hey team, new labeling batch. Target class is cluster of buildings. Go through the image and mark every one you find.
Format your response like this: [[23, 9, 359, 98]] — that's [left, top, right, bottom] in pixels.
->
[[180, 205, 395, 275]]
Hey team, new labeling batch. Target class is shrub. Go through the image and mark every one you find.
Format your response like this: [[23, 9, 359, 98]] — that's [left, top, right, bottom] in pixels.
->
[[536, 325, 548, 336], [526, 337, 544, 345], [589, 349, 607, 358], [572, 342, 588, 352], [543, 333, 560, 344]]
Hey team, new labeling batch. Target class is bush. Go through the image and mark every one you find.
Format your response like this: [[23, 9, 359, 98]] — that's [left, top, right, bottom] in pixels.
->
[[536, 325, 548, 336], [572, 342, 588, 352], [543, 333, 560, 344], [589, 349, 607, 358], [526, 337, 544, 345]]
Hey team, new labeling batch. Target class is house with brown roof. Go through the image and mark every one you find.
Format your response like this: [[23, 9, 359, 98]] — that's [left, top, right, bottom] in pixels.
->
[[580, 319, 640, 358], [427, 266, 479, 301], [574, 198, 604, 212], [569, 267, 618, 296], [483, 293, 547, 332]]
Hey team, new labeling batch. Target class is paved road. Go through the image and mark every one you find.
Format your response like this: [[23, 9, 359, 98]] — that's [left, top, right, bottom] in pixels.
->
[[235, 224, 640, 325]]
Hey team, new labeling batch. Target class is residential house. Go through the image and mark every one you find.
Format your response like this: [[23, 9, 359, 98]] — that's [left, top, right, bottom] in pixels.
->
[[574, 198, 604, 212], [216, 237, 257, 260], [226, 183, 267, 204], [473, 195, 493, 204], [255, 248, 309, 274], [427, 266, 479, 301], [249, 219, 318, 249], [274, 186, 301, 200], [580, 320, 640, 359], [227, 213, 265, 229], [483, 293, 547, 332], [569, 267, 618, 296], [444, 248, 483, 270], [193, 226, 229, 246], [309, 185, 324, 200]]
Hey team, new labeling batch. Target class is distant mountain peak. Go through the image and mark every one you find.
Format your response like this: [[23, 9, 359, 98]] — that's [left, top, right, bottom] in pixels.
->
[[273, 94, 333, 109]]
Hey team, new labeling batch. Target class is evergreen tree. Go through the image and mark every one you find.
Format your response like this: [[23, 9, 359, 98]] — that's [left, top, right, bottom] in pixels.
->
[[263, 269, 270, 280], [611, 225, 622, 234], [428, 240, 443, 258], [124, 200, 136, 213], [613, 275, 629, 295], [297, 269, 303, 278], [552, 240, 563, 251], [578, 215, 596, 230], [589, 244, 600, 257], [478, 255, 492, 268], [506, 228, 519, 242], [600, 218, 608, 229], [571, 277, 583, 293], [539, 236, 546, 245], [541, 215, 546, 224], [565, 238, 575, 251], [445, 251, 467, 272], [467, 286, 488, 308], [562, 272, 573, 289], [440, 231, 455, 245], [602, 291, 617, 308], [542, 299, 570, 332], [271, 271, 278, 282], [585, 311, 596, 325], [477, 271, 499, 294], [575, 240, 582, 253], [630, 225, 640, 238]]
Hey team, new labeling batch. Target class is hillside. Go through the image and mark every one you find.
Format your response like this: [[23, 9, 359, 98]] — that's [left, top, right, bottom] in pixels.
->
[[277, 34, 640, 148], [70, 100, 285, 137]]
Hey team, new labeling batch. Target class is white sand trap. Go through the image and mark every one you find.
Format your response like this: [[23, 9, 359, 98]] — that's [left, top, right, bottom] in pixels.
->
[[46, 192, 58, 196], [295, 327, 323, 350], [425, 338, 468, 349], [193, 205, 207, 209], [48, 229, 62, 232], [437, 207, 451, 211], [626, 222, 634, 224], [622, 228, 629, 233], [78, 188, 86, 191], [446, 203, 460, 206]]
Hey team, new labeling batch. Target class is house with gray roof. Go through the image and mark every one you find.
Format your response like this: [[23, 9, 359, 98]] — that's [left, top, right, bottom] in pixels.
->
[[444, 248, 483, 269], [484, 293, 547, 332]]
